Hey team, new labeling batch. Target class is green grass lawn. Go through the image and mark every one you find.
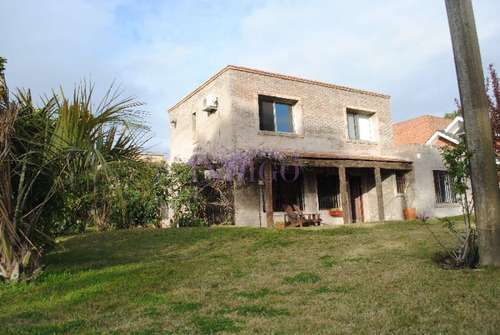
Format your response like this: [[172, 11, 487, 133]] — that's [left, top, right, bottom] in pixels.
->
[[1, 220, 499, 334]]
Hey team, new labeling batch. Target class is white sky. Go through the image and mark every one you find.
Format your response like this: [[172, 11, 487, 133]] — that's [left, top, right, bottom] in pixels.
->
[[2, 0, 500, 156]]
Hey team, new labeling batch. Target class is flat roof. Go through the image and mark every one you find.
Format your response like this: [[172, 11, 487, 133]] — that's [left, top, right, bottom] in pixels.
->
[[168, 65, 391, 112]]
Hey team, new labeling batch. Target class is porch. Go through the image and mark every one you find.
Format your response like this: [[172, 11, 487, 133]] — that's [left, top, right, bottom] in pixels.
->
[[232, 154, 413, 227]]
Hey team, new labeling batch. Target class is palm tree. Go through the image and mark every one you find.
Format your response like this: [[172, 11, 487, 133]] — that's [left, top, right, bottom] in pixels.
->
[[0, 59, 149, 281]]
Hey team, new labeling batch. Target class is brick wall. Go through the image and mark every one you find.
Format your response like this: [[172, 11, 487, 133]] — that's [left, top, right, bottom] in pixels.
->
[[398, 144, 463, 218], [228, 68, 395, 157], [168, 69, 235, 161], [169, 66, 397, 160], [434, 137, 456, 147]]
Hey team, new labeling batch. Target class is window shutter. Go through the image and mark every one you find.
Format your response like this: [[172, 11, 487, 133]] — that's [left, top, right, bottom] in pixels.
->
[[358, 114, 372, 141]]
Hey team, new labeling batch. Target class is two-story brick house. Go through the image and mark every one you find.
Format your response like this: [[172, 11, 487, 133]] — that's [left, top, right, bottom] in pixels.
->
[[168, 65, 414, 226]]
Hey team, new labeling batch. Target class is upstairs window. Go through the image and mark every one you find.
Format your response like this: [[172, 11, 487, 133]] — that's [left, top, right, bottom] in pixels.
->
[[347, 110, 372, 141], [259, 97, 295, 133], [433, 170, 455, 203]]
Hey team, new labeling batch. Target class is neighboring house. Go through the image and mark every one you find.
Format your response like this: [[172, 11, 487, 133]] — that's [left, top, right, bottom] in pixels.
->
[[393, 115, 466, 218], [138, 152, 166, 163], [168, 65, 416, 226], [393, 115, 464, 148], [393, 115, 453, 147], [426, 116, 464, 147]]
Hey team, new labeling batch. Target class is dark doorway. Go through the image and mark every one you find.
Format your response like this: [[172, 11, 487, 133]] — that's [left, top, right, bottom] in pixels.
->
[[349, 176, 364, 223]]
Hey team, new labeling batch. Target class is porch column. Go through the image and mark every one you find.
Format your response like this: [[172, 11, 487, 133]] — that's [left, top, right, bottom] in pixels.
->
[[374, 167, 385, 221], [264, 162, 274, 227], [339, 166, 350, 224]]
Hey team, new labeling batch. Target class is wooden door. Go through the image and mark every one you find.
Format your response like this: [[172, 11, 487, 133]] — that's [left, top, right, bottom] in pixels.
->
[[349, 176, 364, 223]]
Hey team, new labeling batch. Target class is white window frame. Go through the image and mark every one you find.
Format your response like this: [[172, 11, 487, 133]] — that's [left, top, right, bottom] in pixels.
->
[[433, 170, 455, 204], [347, 110, 373, 141]]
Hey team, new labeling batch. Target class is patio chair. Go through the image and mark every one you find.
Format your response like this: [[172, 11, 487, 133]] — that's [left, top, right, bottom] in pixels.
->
[[282, 204, 316, 228], [282, 204, 302, 227], [293, 204, 322, 226]]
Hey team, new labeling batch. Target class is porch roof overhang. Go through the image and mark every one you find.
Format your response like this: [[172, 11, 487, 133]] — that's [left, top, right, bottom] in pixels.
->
[[280, 151, 413, 170]]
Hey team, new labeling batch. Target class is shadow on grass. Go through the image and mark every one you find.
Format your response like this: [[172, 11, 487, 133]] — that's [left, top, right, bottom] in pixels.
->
[[46, 228, 214, 272], [45, 226, 357, 275]]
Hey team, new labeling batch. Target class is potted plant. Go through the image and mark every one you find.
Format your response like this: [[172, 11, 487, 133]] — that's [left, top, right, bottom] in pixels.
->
[[402, 176, 416, 220], [274, 221, 286, 228], [329, 208, 343, 217]]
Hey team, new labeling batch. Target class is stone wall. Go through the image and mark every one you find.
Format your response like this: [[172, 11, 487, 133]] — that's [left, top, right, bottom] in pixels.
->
[[382, 170, 406, 221], [168, 69, 234, 161], [398, 144, 464, 218]]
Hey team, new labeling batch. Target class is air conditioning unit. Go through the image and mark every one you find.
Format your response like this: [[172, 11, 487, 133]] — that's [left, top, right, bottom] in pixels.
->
[[202, 95, 218, 112]]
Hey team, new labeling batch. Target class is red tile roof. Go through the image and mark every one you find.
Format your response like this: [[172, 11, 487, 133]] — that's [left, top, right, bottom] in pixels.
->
[[393, 115, 452, 147]]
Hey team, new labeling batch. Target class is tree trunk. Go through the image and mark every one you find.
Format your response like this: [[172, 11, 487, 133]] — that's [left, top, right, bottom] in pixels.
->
[[445, 0, 500, 266], [0, 62, 16, 279]]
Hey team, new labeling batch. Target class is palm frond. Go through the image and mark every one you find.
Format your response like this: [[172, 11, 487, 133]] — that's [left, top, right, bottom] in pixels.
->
[[1, 77, 150, 280]]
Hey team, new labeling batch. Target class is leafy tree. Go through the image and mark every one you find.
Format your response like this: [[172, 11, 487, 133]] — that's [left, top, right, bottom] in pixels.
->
[[178, 144, 303, 227], [0, 58, 148, 281], [52, 159, 169, 233], [110, 162, 168, 227], [105, 160, 169, 229], [444, 99, 462, 119], [167, 162, 207, 227], [445, 65, 499, 157], [439, 140, 478, 268], [486, 63, 500, 160]]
